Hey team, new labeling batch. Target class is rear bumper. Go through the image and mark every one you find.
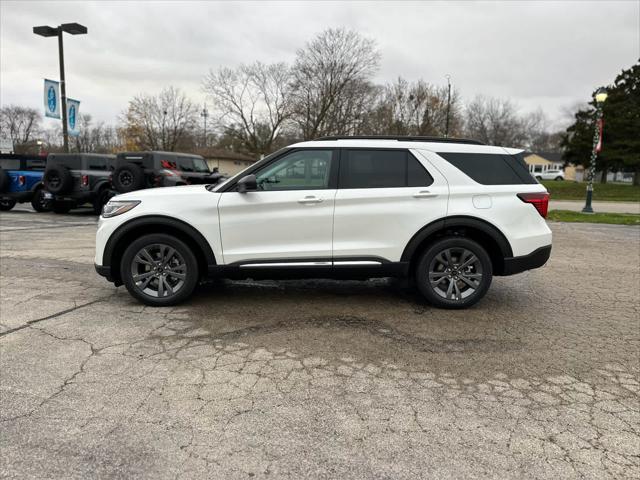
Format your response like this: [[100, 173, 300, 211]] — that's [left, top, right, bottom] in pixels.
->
[[501, 245, 552, 276]]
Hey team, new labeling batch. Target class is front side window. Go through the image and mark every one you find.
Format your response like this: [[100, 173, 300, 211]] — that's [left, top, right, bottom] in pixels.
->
[[339, 150, 434, 189], [255, 150, 334, 191]]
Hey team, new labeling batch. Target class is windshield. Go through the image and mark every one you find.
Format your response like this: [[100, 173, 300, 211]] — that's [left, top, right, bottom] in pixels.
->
[[174, 157, 210, 173]]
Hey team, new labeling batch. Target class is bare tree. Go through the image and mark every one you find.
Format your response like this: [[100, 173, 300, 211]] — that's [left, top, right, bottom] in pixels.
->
[[121, 86, 197, 151], [291, 28, 380, 139], [360, 77, 463, 137], [464, 95, 532, 146], [203, 62, 292, 156], [73, 114, 121, 153], [0, 105, 42, 147]]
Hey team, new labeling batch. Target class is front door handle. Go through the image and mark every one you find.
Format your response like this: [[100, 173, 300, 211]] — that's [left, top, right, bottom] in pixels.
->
[[413, 190, 438, 198], [298, 196, 324, 204]]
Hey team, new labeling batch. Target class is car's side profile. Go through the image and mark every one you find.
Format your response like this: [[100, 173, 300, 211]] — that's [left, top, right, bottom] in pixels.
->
[[44, 153, 117, 214], [0, 154, 51, 212], [95, 137, 552, 309], [536, 169, 565, 181]]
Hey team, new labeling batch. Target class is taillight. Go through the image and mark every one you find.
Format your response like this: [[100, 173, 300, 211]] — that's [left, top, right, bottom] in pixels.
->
[[518, 192, 549, 218], [81, 175, 89, 186], [18, 175, 25, 186]]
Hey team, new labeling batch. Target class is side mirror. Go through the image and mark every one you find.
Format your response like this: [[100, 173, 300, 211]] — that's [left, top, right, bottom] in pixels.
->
[[237, 174, 257, 193]]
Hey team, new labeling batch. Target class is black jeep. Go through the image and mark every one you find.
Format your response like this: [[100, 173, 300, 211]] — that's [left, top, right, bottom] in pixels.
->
[[112, 151, 225, 193], [43, 153, 117, 214], [0, 154, 52, 212]]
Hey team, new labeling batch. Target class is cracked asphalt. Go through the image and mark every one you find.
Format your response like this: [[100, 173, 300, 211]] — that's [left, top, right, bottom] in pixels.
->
[[1, 207, 639, 479]]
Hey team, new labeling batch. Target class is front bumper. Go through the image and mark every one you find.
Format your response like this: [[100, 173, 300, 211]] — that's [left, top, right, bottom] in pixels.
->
[[501, 245, 552, 276], [95, 263, 121, 285]]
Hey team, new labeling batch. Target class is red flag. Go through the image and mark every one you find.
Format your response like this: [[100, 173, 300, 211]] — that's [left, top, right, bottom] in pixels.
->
[[596, 118, 604, 153]]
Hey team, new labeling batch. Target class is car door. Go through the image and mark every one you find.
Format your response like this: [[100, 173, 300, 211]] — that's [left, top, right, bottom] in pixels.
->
[[332, 148, 449, 263], [217, 149, 338, 265]]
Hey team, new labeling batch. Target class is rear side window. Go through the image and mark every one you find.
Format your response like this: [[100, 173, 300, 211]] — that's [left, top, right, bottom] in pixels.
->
[[437, 152, 537, 185], [340, 150, 433, 189], [87, 157, 108, 170]]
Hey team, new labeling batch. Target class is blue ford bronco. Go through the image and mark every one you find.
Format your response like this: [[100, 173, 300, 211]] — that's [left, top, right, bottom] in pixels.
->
[[0, 154, 51, 212]]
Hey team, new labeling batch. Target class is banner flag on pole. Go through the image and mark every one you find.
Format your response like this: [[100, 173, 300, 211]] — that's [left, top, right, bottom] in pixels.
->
[[67, 98, 81, 137], [43, 79, 60, 119]]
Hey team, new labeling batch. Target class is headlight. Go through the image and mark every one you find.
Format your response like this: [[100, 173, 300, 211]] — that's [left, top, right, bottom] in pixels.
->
[[101, 200, 140, 218]]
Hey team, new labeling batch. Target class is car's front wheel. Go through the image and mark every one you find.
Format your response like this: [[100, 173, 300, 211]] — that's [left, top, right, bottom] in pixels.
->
[[415, 237, 493, 309], [120, 234, 199, 306]]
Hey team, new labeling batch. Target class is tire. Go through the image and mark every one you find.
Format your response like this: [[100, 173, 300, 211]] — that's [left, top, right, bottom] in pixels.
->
[[555, 176, 564, 181], [31, 188, 52, 212], [44, 166, 73, 194], [120, 233, 199, 306], [93, 188, 116, 215], [535, 176, 542, 181], [0, 198, 16, 211], [415, 237, 493, 309], [52, 201, 72, 214], [0, 169, 9, 193], [113, 163, 145, 193]]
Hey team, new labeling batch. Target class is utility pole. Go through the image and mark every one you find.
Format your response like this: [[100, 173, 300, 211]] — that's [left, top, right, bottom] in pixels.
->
[[33, 23, 87, 153], [445, 74, 452, 138], [201, 104, 209, 148]]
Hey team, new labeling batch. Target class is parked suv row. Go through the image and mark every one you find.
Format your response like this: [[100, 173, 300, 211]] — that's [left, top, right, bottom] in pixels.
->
[[95, 136, 552, 309], [0, 151, 224, 214]]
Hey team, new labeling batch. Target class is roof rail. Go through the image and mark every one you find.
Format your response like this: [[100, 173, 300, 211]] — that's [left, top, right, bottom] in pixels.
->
[[314, 135, 485, 145]]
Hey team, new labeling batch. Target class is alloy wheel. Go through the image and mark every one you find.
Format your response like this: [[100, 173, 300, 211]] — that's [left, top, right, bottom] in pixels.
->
[[130, 243, 188, 298], [428, 247, 483, 301]]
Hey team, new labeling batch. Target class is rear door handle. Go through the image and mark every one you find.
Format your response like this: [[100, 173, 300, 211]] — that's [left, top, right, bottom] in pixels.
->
[[298, 196, 324, 204], [413, 190, 438, 198]]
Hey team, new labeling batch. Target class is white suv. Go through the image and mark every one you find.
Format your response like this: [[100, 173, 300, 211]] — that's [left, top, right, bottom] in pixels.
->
[[95, 136, 552, 309], [536, 169, 565, 181]]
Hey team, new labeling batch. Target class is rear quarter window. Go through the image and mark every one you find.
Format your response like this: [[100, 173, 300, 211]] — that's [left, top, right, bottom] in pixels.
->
[[437, 152, 536, 185]]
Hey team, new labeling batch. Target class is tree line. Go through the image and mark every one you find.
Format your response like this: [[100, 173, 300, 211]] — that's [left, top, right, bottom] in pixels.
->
[[1, 29, 637, 184]]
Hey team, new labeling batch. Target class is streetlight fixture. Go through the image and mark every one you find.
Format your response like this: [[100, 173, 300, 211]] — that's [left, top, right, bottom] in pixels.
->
[[582, 87, 608, 213], [33, 22, 88, 153]]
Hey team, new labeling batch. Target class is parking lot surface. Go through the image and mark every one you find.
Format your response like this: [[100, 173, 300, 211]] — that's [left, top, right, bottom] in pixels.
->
[[1, 206, 639, 479]]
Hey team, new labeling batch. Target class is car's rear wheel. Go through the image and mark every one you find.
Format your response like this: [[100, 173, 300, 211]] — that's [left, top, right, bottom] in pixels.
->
[[120, 234, 199, 306], [555, 176, 564, 181], [0, 198, 16, 211], [31, 188, 52, 212], [415, 237, 493, 309]]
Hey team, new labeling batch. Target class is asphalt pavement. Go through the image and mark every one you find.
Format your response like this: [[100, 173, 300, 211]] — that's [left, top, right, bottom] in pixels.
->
[[1, 206, 639, 479]]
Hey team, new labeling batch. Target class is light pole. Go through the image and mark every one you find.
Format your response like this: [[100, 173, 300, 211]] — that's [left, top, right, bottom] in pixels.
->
[[201, 104, 209, 147], [582, 87, 608, 213], [445, 74, 452, 138], [33, 23, 87, 153]]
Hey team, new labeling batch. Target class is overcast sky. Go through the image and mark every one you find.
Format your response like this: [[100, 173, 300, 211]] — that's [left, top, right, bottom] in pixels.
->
[[1, 0, 638, 131]]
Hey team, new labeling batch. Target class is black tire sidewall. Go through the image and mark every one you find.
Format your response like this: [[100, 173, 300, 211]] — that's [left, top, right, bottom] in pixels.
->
[[0, 198, 16, 211], [113, 163, 145, 193], [415, 237, 493, 309], [44, 167, 73, 194], [31, 188, 52, 212], [120, 233, 199, 306], [93, 188, 114, 214]]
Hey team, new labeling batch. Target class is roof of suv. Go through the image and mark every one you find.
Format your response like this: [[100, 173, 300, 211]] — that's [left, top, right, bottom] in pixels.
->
[[290, 136, 523, 155], [118, 151, 205, 159]]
